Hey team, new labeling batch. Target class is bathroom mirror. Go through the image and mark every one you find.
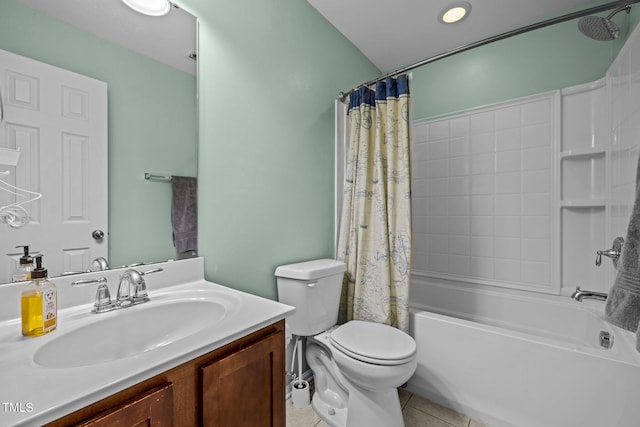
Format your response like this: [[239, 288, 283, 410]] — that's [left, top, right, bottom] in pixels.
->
[[0, 0, 198, 283]]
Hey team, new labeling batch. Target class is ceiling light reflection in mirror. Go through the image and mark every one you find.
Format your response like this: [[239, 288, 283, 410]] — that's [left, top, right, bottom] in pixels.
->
[[122, 0, 171, 17], [17, 0, 196, 76]]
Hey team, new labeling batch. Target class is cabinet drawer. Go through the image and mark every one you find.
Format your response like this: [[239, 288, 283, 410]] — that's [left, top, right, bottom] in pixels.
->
[[78, 383, 173, 427]]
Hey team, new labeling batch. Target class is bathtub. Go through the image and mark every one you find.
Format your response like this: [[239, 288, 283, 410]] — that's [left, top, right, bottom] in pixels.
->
[[406, 275, 640, 427]]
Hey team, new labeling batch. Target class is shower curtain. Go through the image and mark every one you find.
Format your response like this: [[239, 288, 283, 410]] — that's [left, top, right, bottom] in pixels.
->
[[337, 75, 412, 332]]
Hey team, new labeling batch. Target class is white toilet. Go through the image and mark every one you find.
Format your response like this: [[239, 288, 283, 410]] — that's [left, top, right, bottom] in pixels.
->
[[276, 259, 417, 427]]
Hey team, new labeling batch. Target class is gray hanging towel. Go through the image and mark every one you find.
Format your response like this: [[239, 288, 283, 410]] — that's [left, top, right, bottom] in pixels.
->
[[171, 176, 197, 254], [605, 152, 640, 350]]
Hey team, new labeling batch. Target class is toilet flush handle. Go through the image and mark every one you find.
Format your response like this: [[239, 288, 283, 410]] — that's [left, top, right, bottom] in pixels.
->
[[307, 281, 318, 288]]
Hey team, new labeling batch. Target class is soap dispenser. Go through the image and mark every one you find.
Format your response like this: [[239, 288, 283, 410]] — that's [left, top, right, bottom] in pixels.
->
[[12, 245, 33, 283], [21, 255, 57, 337]]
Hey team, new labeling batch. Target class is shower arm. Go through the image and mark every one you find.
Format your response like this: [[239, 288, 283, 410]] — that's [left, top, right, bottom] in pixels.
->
[[607, 4, 631, 19], [339, 0, 640, 101]]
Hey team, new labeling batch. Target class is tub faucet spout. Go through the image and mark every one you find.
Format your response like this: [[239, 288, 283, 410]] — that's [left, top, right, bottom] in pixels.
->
[[571, 286, 607, 302]]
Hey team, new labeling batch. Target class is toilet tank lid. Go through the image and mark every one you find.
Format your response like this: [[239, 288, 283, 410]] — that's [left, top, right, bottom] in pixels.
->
[[275, 259, 346, 280]]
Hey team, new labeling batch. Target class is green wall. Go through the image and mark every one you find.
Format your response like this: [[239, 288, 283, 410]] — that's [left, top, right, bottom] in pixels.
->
[[179, 0, 380, 299], [0, 0, 197, 267], [411, 7, 640, 120], [5, 0, 636, 301], [180, 0, 640, 300]]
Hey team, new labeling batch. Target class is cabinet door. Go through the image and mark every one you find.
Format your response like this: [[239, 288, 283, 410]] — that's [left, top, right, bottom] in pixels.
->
[[201, 330, 284, 427], [78, 383, 173, 427]]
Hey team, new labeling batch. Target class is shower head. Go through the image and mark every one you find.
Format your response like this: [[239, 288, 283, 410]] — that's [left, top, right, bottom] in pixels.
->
[[578, 4, 631, 41], [578, 15, 620, 40]]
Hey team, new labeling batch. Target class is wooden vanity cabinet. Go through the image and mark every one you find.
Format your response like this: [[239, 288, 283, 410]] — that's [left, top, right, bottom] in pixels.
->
[[46, 320, 285, 427]]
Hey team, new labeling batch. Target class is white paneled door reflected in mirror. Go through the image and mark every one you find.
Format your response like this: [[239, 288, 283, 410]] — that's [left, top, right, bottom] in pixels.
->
[[0, 49, 108, 283]]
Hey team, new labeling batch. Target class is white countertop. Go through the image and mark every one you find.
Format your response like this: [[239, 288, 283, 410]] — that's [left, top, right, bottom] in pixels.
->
[[0, 257, 295, 426]]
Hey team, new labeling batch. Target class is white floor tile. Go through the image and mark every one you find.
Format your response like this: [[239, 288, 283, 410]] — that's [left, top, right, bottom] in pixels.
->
[[286, 387, 493, 427]]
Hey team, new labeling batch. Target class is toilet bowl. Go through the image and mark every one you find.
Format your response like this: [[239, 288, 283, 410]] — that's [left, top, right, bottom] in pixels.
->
[[307, 321, 417, 427], [275, 259, 418, 427]]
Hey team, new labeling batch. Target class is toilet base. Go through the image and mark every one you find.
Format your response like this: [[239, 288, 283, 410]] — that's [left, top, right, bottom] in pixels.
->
[[312, 392, 347, 427], [312, 384, 404, 427], [344, 385, 404, 427]]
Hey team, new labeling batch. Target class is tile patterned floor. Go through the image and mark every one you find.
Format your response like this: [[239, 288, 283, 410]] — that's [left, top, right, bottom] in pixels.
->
[[286, 388, 492, 427]]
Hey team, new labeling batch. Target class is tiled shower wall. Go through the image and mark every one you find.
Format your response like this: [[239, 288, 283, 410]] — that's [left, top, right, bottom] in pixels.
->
[[411, 94, 558, 293], [411, 21, 640, 295]]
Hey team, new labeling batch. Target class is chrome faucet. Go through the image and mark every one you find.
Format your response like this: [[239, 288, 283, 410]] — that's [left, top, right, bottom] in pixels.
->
[[72, 267, 163, 313], [571, 286, 608, 302], [595, 237, 624, 267], [61, 257, 109, 276], [90, 257, 109, 271], [116, 268, 163, 307]]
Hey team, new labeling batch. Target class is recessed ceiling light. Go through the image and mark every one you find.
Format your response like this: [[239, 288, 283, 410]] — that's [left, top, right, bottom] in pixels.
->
[[439, 2, 472, 24], [121, 0, 171, 16]]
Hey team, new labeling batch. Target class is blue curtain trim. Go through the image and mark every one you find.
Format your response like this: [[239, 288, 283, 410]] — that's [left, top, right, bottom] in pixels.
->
[[349, 75, 410, 113], [397, 74, 410, 95], [349, 86, 376, 110]]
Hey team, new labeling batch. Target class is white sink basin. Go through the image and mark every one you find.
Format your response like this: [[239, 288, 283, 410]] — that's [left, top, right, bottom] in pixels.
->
[[33, 294, 234, 368]]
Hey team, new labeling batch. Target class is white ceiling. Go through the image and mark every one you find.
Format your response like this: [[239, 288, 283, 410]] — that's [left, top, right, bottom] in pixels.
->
[[16, 0, 619, 77], [17, 0, 197, 75], [307, 0, 612, 73]]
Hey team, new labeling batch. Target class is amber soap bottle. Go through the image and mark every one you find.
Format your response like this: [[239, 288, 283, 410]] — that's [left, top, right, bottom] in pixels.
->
[[21, 255, 57, 337]]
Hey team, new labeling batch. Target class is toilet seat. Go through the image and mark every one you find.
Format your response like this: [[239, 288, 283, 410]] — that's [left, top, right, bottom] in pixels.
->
[[329, 320, 416, 366]]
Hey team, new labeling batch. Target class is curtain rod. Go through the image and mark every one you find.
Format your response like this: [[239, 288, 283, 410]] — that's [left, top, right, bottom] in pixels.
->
[[339, 0, 640, 102]]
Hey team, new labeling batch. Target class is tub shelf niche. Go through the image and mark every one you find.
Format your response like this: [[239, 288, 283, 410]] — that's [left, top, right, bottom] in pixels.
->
[[560, 152, 605, 203], [559, 147, 606, 160], [559, 78, 611, 294], [559, 200, 606, 208]]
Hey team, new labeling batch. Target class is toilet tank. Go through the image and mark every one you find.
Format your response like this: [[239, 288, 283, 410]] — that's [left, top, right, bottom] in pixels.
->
[[275, 259, 346, 337]]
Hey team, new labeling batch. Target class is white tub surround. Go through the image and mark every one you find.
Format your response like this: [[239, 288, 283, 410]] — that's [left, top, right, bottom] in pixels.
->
[[0, 257, 295, 426], [408, 277, 640, 427], [411, 17, 640, 299], [411, 91, 560, 295]]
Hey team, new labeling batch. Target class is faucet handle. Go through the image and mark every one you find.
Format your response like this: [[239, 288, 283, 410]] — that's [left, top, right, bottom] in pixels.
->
[[132, 268, 163, 300], [93, 282, 115, 313], [71, 277, 115, 313], [71, 277, 108, 287], [140, 267, 163, 276], [596, 237, 624, 267], [62, 270, 89, 276]]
